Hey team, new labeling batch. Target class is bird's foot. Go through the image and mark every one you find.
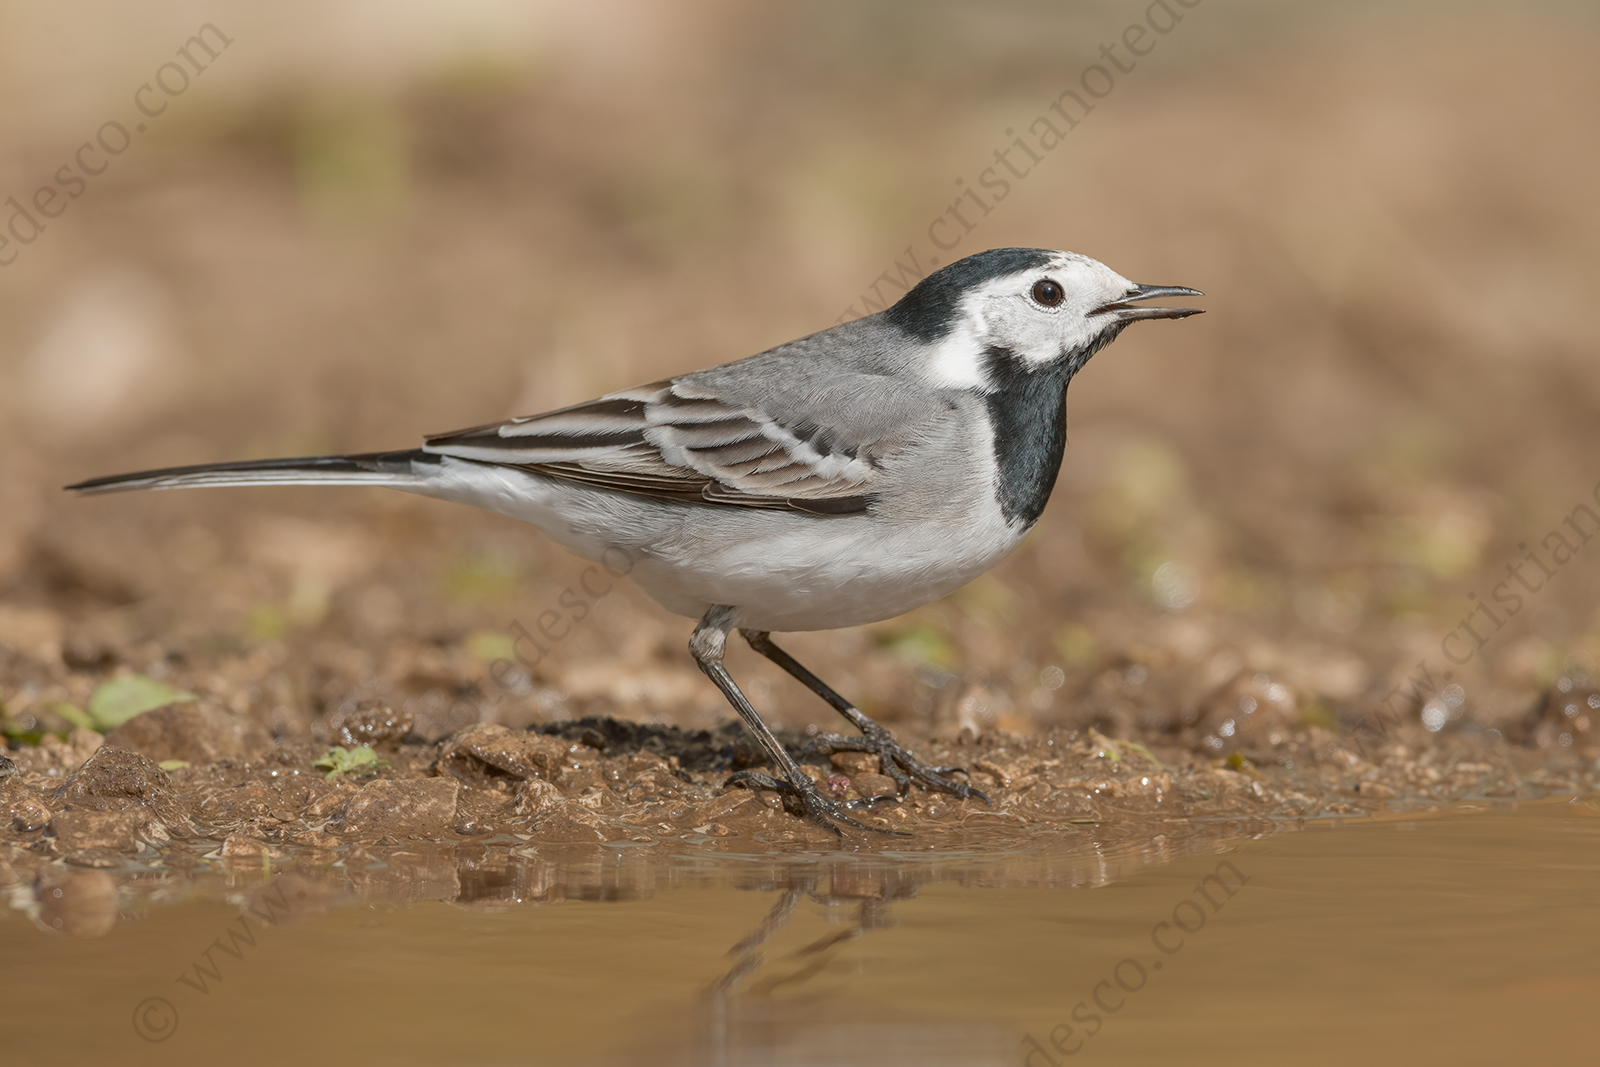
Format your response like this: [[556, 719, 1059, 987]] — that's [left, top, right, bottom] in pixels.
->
[[803, 722, 990, 805], [722, 770, 911, 836]]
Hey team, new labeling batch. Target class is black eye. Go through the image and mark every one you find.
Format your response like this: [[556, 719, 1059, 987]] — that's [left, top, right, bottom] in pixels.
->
[[1031, 278, 1064, 307]]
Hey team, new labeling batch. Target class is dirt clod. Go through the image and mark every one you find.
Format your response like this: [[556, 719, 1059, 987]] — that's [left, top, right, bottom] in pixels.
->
[[830, 752, 879, 775], [850, 773, 899, 799], [332, 703, 416, 749], [1193, 672, 1300, 749], [52, 744, 194, 837], [104, 702, 271, 765], [334, 777, 461, 839], [436, 723, 570, 784], [10, 795, 50, 833]]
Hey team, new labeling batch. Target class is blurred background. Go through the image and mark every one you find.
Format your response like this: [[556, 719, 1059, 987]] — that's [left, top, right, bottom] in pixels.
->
[[2, 0, 1598, 751]]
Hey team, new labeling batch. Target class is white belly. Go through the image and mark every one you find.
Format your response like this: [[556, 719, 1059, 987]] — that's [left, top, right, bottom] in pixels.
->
[[628, 507, 1026, 632], [414, 445, 1024, 633]]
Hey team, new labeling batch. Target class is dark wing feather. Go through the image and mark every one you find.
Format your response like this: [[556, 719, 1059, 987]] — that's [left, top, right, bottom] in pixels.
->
[[422, 374, 909, 514]]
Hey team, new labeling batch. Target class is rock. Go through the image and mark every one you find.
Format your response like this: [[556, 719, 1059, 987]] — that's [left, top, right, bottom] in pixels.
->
[[436, 723, 569, 785], [304, 783, 358, 820], [199, 783, 282, 822], [49, 809, 141, 852], [619, 753, 689, 805], [199, 778, 317, 824], [53, 744, 195, 836], [34, 869, 118, 938], [509, 777, 563, 821], [830, 752, 879, 775], [104, 702, 269, 765], [334, 778, 460, 839], [1192, 671, 1299, 750], [850, 772, 900, 799], [331, 703, 414, 749], [11, 795, 51, 833]]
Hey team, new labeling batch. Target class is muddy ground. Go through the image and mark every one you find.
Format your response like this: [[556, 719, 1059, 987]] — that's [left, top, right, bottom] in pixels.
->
[[2, 688, 1593, 912], [3, 4, 1600, 917]]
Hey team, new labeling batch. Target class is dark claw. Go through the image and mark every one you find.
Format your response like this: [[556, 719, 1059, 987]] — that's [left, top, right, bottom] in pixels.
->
[[723, 770, 911, 837], [801, 723, 991, 806]]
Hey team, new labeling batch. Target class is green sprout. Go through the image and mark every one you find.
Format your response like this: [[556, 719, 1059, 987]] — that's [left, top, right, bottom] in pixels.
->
[[313, 745, 386, 780], [88, 675, 198, 731]]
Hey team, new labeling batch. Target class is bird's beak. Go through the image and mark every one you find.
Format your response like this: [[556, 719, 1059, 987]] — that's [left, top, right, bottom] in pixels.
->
[[1091, 284, 1204, 322]]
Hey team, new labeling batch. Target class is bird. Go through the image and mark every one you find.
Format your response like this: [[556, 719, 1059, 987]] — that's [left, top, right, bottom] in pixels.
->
[[68, 247, 1202, 833]]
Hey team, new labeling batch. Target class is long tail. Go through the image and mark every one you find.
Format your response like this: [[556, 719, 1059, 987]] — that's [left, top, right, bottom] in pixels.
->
[[65, 449, 443, 495]]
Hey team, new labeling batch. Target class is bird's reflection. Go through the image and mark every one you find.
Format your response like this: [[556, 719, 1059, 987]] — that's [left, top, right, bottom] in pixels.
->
[[18, 821, 1272, 1066]]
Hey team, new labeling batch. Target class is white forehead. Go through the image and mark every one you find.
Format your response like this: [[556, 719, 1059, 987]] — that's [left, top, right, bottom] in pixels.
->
[[1044, 251, 1137, 311], [925, 251, 1135, 388]]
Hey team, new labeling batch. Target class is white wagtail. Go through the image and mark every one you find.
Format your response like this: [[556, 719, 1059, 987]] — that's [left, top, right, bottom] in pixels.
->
[[69, 248, 1201, 832]]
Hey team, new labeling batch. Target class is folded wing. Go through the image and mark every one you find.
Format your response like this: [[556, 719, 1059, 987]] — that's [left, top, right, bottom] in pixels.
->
[[423, 369, 945, 516]]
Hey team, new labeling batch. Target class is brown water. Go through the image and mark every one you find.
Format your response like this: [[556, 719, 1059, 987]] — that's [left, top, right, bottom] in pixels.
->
[[5, 798, 1596, 1065]]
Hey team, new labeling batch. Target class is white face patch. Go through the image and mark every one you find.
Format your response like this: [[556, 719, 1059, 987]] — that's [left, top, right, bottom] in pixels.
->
[[992, 253, 1137, 366], [909, 250, 1151, 391], [918, 252, 1139, 389]]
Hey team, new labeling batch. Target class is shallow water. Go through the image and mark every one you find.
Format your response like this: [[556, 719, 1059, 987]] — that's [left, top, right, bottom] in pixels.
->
[[5, 798, 1596, 1065]]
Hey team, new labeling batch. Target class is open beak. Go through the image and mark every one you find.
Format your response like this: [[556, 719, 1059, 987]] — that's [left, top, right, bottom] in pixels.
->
[[1091, 284, 1204, 322]]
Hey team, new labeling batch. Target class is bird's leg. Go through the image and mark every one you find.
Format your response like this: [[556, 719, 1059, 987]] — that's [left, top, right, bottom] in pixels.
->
[[691, 608, 906, 836], [740, 630, 989, 806]]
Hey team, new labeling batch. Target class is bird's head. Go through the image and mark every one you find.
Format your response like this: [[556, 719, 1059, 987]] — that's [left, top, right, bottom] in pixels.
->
[[884, 247, 1202, 390]]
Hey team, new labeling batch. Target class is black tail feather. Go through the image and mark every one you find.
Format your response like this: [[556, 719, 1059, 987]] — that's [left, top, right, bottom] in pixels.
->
[[65, 449, 440, 495]]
